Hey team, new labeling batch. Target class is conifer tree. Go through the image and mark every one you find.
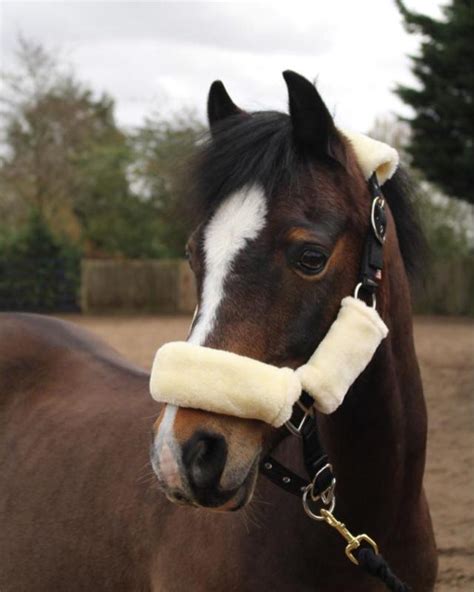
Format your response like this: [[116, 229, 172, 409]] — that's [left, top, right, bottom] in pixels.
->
[[395, 0, 473, 203]]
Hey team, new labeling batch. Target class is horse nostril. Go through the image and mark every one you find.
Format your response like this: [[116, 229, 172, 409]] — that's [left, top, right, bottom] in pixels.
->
[[182, 431, 228, 491], [170, 490, 188, 504]]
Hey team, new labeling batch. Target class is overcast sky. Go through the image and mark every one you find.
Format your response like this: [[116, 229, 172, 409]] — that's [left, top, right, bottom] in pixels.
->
[[1, 0, 446, 132]]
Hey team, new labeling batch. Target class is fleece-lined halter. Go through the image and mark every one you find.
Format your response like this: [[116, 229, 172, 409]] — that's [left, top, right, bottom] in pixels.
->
[[149, 130, 396, 425], [149, 130, 411, 592]]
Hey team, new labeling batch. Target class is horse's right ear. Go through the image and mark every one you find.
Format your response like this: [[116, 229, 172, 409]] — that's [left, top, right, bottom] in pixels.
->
[[207, 81, 243, 131]]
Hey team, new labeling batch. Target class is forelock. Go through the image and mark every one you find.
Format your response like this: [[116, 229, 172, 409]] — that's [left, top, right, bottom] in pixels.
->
[[192, 111, 297, 219]]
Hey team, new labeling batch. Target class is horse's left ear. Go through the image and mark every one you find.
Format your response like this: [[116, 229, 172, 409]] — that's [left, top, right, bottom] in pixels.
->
[[283, 70, 341, 160], [207, 80, 244, 131]]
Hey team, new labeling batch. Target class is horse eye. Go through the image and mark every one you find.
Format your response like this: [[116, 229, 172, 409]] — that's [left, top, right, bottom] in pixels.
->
[[297, 248, 328, 275]]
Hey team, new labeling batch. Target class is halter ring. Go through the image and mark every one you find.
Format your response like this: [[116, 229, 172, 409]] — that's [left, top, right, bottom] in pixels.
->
[[371, 196, 386, 244], [302, 485, 336, 521], [354, 282, 376, 309]]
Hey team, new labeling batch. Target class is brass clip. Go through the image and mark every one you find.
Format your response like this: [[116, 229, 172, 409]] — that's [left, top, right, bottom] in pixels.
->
[[320, 508, 379, 565]]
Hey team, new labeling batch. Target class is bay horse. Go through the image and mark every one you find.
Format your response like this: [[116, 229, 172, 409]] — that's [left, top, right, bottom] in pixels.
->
[[0, 71, 437, 591]]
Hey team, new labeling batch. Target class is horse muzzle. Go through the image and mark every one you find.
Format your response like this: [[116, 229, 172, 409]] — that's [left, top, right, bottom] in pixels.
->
[[151, 406, 261, 510], [149, 296, 388, 511]]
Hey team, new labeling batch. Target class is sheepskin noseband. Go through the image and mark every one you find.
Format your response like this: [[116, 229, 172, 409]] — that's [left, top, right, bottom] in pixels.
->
[[150, 297, 388, 427], [150, 342, 301, 427]]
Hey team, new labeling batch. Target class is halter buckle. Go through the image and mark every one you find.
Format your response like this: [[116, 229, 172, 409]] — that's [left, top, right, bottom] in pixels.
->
[[285, 399, 314, 436], [309, 463, 336, 502], [371, 196, 386, 244], [302, 463, 337, 520]]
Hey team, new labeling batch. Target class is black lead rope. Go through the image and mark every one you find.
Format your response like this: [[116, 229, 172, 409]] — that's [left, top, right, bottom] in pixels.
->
[[260, 174, 411, 592], [261, 399, 412, 592], [356, 548, 411, 592]]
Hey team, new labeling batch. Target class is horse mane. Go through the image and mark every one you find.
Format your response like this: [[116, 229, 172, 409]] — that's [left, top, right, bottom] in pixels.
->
[[382, 168, 427, 280], [192, 110, 426, 282]]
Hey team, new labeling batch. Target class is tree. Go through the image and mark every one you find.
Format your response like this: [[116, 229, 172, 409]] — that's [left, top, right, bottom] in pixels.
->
[[369, 114, 474, 260], [0, 37, 205, 259], [369, 115, 411, 164], [0, 37, 132, 252], [132, 111, 205, 256], [0, 210, 81, 311], [0, 38, 203, 258], [395, 0, 474, 203]]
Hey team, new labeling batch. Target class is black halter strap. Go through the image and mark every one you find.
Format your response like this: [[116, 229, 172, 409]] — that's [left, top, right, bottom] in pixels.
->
[[358, 173, 387, 301], [260, 173, 386, 497], [260, 391, 333, 498]]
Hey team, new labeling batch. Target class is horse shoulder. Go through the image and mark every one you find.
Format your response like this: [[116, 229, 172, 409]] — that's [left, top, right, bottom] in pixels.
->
[[0, 314, 162, 592]]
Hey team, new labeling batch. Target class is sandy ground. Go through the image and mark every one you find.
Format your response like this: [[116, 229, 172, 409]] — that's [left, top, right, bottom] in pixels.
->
[[59, 314, 474, 591]]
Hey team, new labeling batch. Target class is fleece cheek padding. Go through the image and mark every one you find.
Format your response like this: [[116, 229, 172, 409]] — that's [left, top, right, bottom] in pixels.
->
[[150, 342, 302, 427], [296, 297, 388, 414]]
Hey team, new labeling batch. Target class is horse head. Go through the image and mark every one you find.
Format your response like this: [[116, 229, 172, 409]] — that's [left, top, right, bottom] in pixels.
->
[[150, 71, 402, 510]]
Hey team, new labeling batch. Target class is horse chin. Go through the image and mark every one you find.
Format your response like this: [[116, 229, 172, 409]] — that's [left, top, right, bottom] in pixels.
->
[[210, 457, 260, 512], [160, 456, 259, 512]]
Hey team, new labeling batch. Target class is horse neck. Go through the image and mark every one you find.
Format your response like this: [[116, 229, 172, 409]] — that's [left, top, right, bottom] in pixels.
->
[[315, 242, 426, 535]]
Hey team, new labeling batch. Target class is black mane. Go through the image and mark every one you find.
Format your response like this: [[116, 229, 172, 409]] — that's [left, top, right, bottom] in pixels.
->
[[382, 168, 427, 279], [192, 110, 426, 280]]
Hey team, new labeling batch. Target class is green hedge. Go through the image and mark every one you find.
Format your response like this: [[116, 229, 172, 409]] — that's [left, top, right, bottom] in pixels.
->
[[0, 212, 81, 312]]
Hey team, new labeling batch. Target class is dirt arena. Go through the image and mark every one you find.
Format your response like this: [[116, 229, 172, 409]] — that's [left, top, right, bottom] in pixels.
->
[[61, 314, 474, 591]]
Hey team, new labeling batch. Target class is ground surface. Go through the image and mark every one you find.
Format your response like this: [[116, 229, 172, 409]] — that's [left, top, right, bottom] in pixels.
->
[[60, 314, 474, 591]]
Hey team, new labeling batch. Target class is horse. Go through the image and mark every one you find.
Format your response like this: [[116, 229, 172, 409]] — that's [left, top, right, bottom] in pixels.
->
[[0, 70, 437, 591]]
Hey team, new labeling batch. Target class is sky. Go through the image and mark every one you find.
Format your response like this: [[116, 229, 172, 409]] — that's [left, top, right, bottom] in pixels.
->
[[0, 0, 447, 132]]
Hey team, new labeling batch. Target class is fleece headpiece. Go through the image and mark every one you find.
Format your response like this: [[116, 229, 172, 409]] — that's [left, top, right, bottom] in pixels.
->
[[341, 129, 399, 184], [149, 133, 396, 426]]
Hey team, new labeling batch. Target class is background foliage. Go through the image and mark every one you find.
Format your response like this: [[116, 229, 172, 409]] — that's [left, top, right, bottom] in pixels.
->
[[0, 37, 203, 262], [0, 210, 80, 311], [395, 0, 474, 204], [0, 0, 472, 311]]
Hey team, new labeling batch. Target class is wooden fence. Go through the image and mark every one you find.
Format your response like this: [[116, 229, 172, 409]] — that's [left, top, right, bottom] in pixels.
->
[[413, 257, 474, 316], [81, 258, 474, 316], [81, 259, 196, 313]]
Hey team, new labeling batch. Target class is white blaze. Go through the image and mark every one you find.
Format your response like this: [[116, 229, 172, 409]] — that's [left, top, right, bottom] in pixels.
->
[[188, 184, 267, 346], [152, 403, 183, 487], [153, 184, 267, 483]]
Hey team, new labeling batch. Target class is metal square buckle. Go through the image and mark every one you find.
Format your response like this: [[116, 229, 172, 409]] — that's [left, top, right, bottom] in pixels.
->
[[285, 399, 314, 436]]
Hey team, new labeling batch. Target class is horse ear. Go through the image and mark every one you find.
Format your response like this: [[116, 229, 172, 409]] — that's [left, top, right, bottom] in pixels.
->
[[207, 80, 243, 130], [282, 70, 338, 158]]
